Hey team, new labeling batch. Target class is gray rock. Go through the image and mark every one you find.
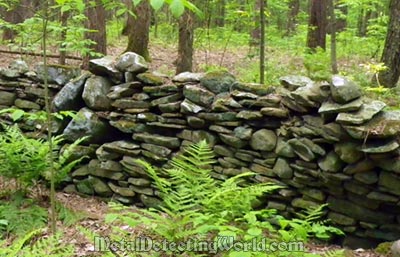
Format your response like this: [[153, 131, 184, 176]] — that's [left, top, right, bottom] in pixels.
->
[[379, 171, 400, 196], [343, 110, 400, 139], [232, 82, 272, 95], [89, 56, 123, 83], [173, 72, 204, 83], [88, 160, 126, 180], [300, 188, 326, 201], [328, 212, 356, 226], [360, 140, 399, 153], [108, 182, 136, 197], [63, 107, 117, 144], [133, 133, 181, 149], [330, 75, 362, 104], [219, 134, 247, 148], [187, 116, 205, 128], [334, 142, 363, 164], [140, 194, 163, 209], [53, 72, 90, 111], [75, 178, 94, 195], [0, 91, 16, 106], [392, 240, 400, 257], [159, 101, 181, 113], [327, 196, 394, 224], [213, 145, 234, 157], [82, 76, 112, 111], [288, 138, 315, 161], [292, 198, 319, 209], [354, 171, 379, 185], [141, 143, 171, 157], [336, 100, 386, 125], [233, 126, 252, 140], [260, 107, 288, 118], [280, 75, 313, 91], [318, 97, 363, 114], [9, 59, 29, 74], [275, 138, 296, 158], [318, 151, 344, 173], [236, 110, 263, 120], [137, 72, 164, 85], [115, 52, 148, 73], [88, 176, 113, 196], [128, 177, 151, 187], [151, 93, 182, 107], [343, 159, 375, 174], [111, 99, 149, 109], [200, 71, 235, 94], [183, 85, 215, 107], [180, 99, 204, 113], [36, 63, 80, 85], [14, 99, 40, 110], [250, 129, 277, 151], [107, 81, 142, 100], [367, 191, 398, 202], [198, 112, 237, 121], [273, 158, 293, 179]]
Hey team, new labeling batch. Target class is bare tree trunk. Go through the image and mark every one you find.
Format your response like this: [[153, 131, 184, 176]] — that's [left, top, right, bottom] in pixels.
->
[[214, 0, 225, 27], [1, 0, 36, 41], [357, 8, 371, 37], [378, 0, 400, 87], [329, 0, 338, 74], [250, 0, 262, 46], [176, 10, 194, 74], [259, 0, 266, 84], [82, 0, 107, 69], [306, 0, 327, 51], [59, 11, 69, 65], [285, 0, 300, 36], [125, 0, 151, 60]]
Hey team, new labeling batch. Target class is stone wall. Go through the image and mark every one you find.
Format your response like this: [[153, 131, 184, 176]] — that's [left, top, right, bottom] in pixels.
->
[[0, 54, 400, 248]]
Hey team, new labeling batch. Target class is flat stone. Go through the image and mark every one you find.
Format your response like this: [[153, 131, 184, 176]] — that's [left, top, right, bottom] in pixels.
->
[[200, 71, 236, 94], [275, 138, 296, 158], [318, 97, 363, 114], [151, 93, 182, 107], [379, 171, 400, 196], [330, 75, 362, 104], [89, 56, 123, 83], [233, 126, 252, 140], [354, 171, 379, 185], [334, 142, 363, 164], [88, 160, 126, 180], [159, 101, 181, 113], [198, 112, 237, 121], [108, 182, 136, 197], [36, 63, 80, 85], [0, 91, 16, 106], [328, 212, 356, 226], [273, 158, 293, 179], [101, 140, 141, 156], [112, 99, 149, 109], [143, 84, 179, 95], [343, 159, 375, 174], [232, 82, 272, 95], [300, 188, 326, 201], [53, 72, 90, 111], [136, 72, 164, 85], [327, 196, 394, 224], [173, 72, 204, 83], [360, 140, 399, 153], [128, 177, 151, 187], [367, 191, 398, 203], [141, 143, 172, 157], [213, 145, 234, 157], [336, 100, 386, 125], [88, 176, 113, 196], [280, 75, 313, 91], [288, 138, 315, 161], [318, 151, 344, 173], [183, 85, 215, 107], [180, 99, 204, 113], [107, 82, 142, 100], [187, 116, 205, 128], [14, 99, 40, 110], [260, 107, 288, 118], [132, 133, 180, 149], [219, 134, 247, 148], [236, 110, 263, 120], [292, 198, 319, 209], [250, 129, 277, 151]]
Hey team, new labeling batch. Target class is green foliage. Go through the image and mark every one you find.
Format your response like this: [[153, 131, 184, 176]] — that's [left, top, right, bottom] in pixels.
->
[[55, 202, 87, 227], [0, 199, 47, 237], [304, 48, 331, 81], [0, 228, 74, 257], [0, 124, 86, 188]]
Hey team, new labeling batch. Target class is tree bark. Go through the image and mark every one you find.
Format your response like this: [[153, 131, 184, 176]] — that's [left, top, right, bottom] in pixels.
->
[[259, 0, 266, 84], [285, 0, 300, 36], [214, 0, 225, 27], [378, 0, 400, 87], [306, 0, 327, 51], [250, 0, 262, 46], [58, 10, 69, 65], [125, 0, 151, 60], [82, 0, 107, 69], [1, 0, 36, 41], [329, 0, 338, 74], [176, 10, 195, 74]]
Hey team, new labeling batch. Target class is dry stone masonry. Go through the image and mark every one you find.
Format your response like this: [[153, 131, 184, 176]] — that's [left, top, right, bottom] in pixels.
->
[[0, 54, 399, 248]]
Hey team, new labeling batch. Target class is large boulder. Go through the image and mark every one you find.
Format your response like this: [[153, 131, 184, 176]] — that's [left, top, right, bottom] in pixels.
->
[[53, 72, 91, 111], [63, 107, 119, 144], [200, 71, 236, 94], [330, 75, 362, 104], [82, 76, 113, 111], [89, 56, 123, 83], [115, 52, 148, 73]]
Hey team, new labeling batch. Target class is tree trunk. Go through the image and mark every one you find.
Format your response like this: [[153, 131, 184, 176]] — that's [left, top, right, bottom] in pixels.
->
[[1, 0, 36, 41], [58, 10, 69, 65], [250, 0, 262, 46], [306, 0, 327, 51], [378, 0, 400, 87], [125, 0, 151, 60], [259, 0, 266, 84], [329, 0, 338, 74], [176, 10, 195, 74], [214, 0, 225, 27], [357, 8, 371, 37], [82, 0, 107, 69], [285, 0, 300, 36]]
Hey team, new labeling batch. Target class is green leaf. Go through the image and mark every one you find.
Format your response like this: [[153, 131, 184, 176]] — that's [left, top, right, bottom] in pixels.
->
[[132, 0, 142, 6], [229, 252, 252, 257], [150, 0, 164, 11], [11, 109, 25, 121], [60, 4, 71, 13], [169, 0, 185, 18], [247, 227, 262, 237]]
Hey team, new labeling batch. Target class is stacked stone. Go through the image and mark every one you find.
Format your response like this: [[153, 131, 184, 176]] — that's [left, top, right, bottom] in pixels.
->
[[1, 53, 399, 247]]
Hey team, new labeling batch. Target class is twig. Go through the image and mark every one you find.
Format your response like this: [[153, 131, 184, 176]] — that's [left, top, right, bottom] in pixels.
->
[[0, 49, 82, 60]]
